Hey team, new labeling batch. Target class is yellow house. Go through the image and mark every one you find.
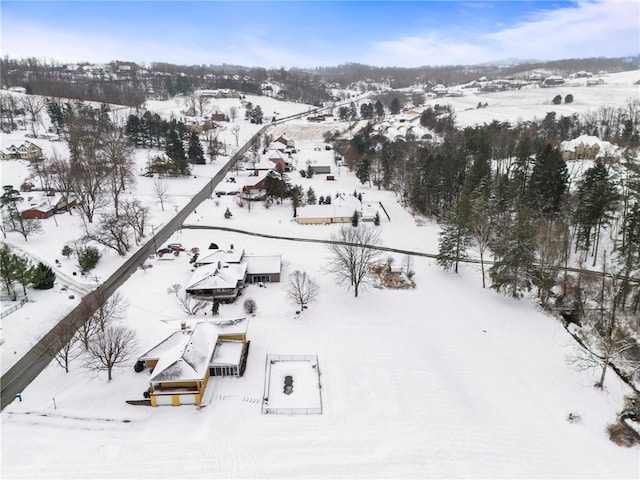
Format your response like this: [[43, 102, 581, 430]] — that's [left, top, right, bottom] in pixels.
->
[[138, 319, 249, 406]]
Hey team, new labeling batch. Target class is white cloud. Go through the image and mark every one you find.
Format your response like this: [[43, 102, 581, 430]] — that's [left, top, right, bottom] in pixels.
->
[[364, 0, 639, 66]]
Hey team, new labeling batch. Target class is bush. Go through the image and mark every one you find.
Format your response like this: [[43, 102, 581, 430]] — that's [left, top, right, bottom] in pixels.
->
[[243, 298, 257, 314], [552, 95, 562, 105], [134, 361, 145, 373], [61, 245, 73, 258], [607, 421, 640, 447], [300, 170, 307, 178], [211, 300, 220, 316], [31, 262, 56, 289], [77, 246, 101, 275], [564, 94, 574, 104], [224, 207, 232, 219]]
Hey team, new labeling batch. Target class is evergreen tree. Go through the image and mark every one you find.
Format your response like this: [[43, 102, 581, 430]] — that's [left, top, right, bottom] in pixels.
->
[[31, 262, 56, 290], [526, 144, 568, 218], [77, 246, 101, 275], [12, 254, 32, 295], [165, 128, 190, 175], [349, 102, 357, 120], [306, 187, 317, 205], [291, 186, 301, 217], [187, 131, 206, 164], [0, 243, 17, 300], [351, 210, 359, 227], [574, 161, 618, 262], [46, 99, 65, 135], [356, 157, 371, 186], [373, 211, 380, 226], [374, 100, 385, 118], [390, 98, 401, 115], [512, 136, 533, 207], [489, 210, 537, 298], [437, 195, 473, 273], [616, 200, 640, 311]]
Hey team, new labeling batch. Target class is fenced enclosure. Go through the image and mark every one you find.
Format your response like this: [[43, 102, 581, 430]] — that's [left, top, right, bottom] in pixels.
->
[[262, 354, 323, 415]]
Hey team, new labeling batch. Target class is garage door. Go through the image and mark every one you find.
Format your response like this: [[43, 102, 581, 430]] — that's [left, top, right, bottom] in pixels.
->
[[178, 394, 196, 405], [155, 395, 173, 406]]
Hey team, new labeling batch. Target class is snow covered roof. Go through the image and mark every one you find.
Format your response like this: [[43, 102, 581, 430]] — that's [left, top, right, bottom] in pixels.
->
[[185, 261, 247, 291], [560, 135, 618, 157], [196, 248, 244, 266], [297, 195, 362, 220], [211, 340, 244, 367], [244, 254, 281, 274], [146, 323, 219, 383]]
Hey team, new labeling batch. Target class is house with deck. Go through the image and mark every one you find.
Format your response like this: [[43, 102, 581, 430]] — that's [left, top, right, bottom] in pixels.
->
[[138, 318, 249, 406], [186, 247, 281, 299]]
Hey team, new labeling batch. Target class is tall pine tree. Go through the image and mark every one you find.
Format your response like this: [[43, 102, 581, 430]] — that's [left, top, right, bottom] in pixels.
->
[[437, 195, 473, 273], [526, 143, 568, 219], [489, 209, 537, 298]]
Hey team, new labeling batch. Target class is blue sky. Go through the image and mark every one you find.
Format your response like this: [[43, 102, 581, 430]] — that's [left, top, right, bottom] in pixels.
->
[[1, 1, 638, 68]]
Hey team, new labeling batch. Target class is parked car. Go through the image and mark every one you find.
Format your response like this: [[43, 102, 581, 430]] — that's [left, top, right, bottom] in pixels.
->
[[156, 247, 173, 257], [167, 243, 185, 251]]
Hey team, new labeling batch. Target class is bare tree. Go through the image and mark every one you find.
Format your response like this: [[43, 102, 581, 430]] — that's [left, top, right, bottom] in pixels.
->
[[177, 290, 208, 315], [20, 95, 45, 137], [86, 324, 137, 381], [101, 128, 135, 217], [228, 106, 238, 122], [71, 155, 108, 224], [167, 283, 181, 296], [45, 150, 75, 214], [87, 290, 127, 333], [231, 124, 241, 147], [326, 225, 383, 297], [85, 213, 132, 256], [243, 298, 257, 314], [153, 178, 169, 211], [203, 125, 224, 162], [40, 322, 82, 373], [287, 270, 319, 311], [197, 94, 211, 117], [122, 199, 148, 244]]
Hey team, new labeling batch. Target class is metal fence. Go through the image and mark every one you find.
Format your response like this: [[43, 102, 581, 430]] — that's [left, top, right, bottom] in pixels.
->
[[261, 353, 323, 415], [0, 297, 28, 319]]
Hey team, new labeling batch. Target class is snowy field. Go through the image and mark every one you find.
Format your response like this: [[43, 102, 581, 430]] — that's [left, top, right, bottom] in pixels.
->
[[1, 76, 640, 478], [428, 70, 640, 128]]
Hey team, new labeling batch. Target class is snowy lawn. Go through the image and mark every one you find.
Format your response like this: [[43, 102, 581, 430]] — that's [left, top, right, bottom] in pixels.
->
[[2, 181, 638, 479]]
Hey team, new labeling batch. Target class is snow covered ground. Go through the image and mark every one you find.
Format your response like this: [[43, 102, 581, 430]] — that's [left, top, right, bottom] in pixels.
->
[[1, 78, 640, 478]]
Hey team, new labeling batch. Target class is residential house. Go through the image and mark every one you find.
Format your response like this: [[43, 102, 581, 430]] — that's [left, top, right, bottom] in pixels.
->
[[296, 195, 362, 225], [0, 141, 43, 161], [244, 254, 282, 284], [185, 260, 247, 300], [241, 171, 271, 199], [19, 192, 75, 219], [195, 247, 281, 284], [560, 135, 617, 161], [137, 318, 250, 406]]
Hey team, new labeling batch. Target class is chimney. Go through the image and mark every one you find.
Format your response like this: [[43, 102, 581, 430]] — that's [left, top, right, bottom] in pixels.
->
[[180, 321, 187, 330]]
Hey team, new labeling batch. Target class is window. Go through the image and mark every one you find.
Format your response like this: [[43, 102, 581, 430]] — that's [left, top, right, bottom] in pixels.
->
[[252, 275, 271, 283]]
